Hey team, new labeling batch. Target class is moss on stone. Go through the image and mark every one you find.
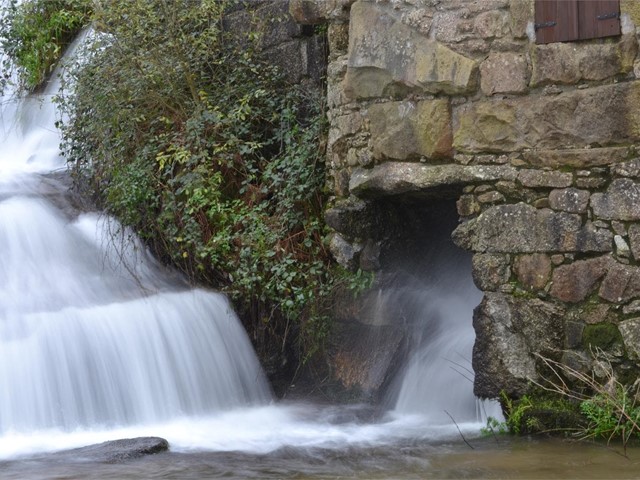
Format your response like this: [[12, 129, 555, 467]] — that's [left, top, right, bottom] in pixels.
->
[[582, 323, 624, 352]]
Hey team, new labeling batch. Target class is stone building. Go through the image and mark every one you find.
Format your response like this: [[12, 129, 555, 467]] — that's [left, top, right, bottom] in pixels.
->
[[291, 0, 640, 400]]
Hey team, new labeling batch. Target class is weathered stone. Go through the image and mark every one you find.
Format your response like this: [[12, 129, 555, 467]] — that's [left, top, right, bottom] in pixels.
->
[[473, 293, 565, 398], [566, 321, 585, 349], [454, 82, 640, 153], [329, 233, 362, 269], [551, 254, 565, 265], [591, 178, 640, 221], [530, 37, 636, 87], [510, 0, 534, 39], [349, 162, 518, 198], [549, 256, 612, 303], [623, 299, 640, 315], [480, 52, 528, 95], [325, 197, 374, 237], [629, 224, 640, 260], [368, 99, 453, 161], [548, 188, 590, 213], [453, 203, 613, 254], [477, 190, 505, 204], [599, 262, 640, 303], [522, 147, 632, 169], [474, 10, 510, 39], [611, 158, 640, 177], [289, 0, 326, 24], [518, 169, 573, 188], [575, 176, 607, 189], [344, 1, 478, 99], [582, 304, 614, 325], [619, 318, 640, 360], [615, 235, 631, 258], [472, 253, 510, 291], [457, 194, 480, 217], [513, 254, 552, 291], [622, 0, 640, 26]]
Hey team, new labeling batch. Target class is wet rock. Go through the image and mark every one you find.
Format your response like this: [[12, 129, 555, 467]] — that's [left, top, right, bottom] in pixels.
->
[[591, 178, 640, 221], [549, 256, 612, 303], [368, 99, 453, 161], [513, 253, 551, 291], [473, 293, 565, 398], [59, 437, 169, 464], [344, 1, 478, 99], [329, 233, 362, 269], [452, 203, 613, 253], [548, 188, 590, 213]]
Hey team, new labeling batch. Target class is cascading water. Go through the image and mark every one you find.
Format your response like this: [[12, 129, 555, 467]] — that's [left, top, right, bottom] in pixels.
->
[[0, 42, 271, 454], [0, 31, 498, 470]]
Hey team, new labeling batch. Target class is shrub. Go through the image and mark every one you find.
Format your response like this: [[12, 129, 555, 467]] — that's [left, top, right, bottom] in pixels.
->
[[54, 0, 356, 360]]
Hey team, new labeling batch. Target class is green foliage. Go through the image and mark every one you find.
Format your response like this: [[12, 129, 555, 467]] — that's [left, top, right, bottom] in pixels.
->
[[582, 323, 624, 352], [480, 416, 509, 436], [580, 386, 640, 445], [0, 0, 91, 91], [55, 0, 356, 359]]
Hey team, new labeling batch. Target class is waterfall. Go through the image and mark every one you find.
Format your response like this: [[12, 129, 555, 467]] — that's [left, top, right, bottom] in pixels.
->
[[0, 47, 271, 437], [388, 206, 502, 424]]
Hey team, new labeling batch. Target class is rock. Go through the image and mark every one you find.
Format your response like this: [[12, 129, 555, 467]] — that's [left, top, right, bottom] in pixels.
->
[[480, 51, 528, 95], [530, 38, 635, 87], [368, 99, 453, 161], [457, 194, 481, 217], [344, 1, 478, 99], [599, 262, 640, 303], [477, 190, 505, 204], [473, 293, 564, 399], [349, 162, 518, 198], [513, 253, 552, 291], [619, 318, 640, 360], [510, 0, 534, 39], [453, 82, 640, 153], [549, 256, 611, 303], [60, 437, 169, 463], [289, 0, 326, 24], [611, 158, 640, 177], [548, 188, 590, 213], [522, 147, 632, 168], [329, 233, 362, 269], [591, 178, 640, 221], [518, 169, 573, 188], [624, 300, 640, 315], [472, 253, 510, 291], [325, 197, 374, 237], [474, 10, 510, 39], [629, 224, 640, 260], [452, 203, 613, 254], [615, 235, 631, 258]]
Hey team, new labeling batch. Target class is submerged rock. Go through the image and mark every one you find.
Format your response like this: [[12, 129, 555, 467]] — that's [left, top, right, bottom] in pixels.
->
[[57, 437, 169, 463]]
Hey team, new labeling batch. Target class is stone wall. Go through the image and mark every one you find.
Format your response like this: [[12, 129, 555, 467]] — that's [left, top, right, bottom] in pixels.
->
[[292, 0, 640, 399]]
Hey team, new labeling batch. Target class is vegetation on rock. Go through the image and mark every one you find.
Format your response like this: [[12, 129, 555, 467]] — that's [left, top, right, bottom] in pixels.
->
[[0, 0, 91, 91], [2, 0, 366, 367]]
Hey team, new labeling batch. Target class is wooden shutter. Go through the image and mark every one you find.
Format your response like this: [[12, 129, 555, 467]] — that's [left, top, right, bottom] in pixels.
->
[[577, 0, 621, 40], [535, 0, 620, 44], [535, 0, 579, 44]]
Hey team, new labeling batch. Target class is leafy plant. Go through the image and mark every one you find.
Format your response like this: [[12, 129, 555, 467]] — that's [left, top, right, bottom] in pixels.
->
[[52, 0, 357, 362], [0, 0, 91, 91]]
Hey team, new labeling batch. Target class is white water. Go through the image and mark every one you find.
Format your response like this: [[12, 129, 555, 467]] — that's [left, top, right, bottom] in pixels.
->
[[0, 45, 497, 463]]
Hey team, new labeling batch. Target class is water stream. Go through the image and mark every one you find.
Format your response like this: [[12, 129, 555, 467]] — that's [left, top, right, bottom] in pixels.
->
[[2, 45, 639, 480]]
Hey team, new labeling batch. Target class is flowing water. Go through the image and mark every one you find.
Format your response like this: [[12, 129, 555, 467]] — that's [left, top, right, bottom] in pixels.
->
[[2, 47, 640, 480]]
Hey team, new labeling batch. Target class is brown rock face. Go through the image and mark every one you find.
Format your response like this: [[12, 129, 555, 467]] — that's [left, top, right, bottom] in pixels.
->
[[480, 52, 528, 95], [368, 100, 453, 161], [549, 256, 612, 303], [514, 254, 551, 291], [454, 82, 640, 153]]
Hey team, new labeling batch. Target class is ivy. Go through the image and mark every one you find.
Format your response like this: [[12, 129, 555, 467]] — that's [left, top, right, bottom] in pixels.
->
[[51, 0, 353, 360]]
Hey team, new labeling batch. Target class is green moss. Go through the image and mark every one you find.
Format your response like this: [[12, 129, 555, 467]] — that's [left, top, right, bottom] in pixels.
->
[[582, 323, 624, 352], [502, 391, 584, 435]]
